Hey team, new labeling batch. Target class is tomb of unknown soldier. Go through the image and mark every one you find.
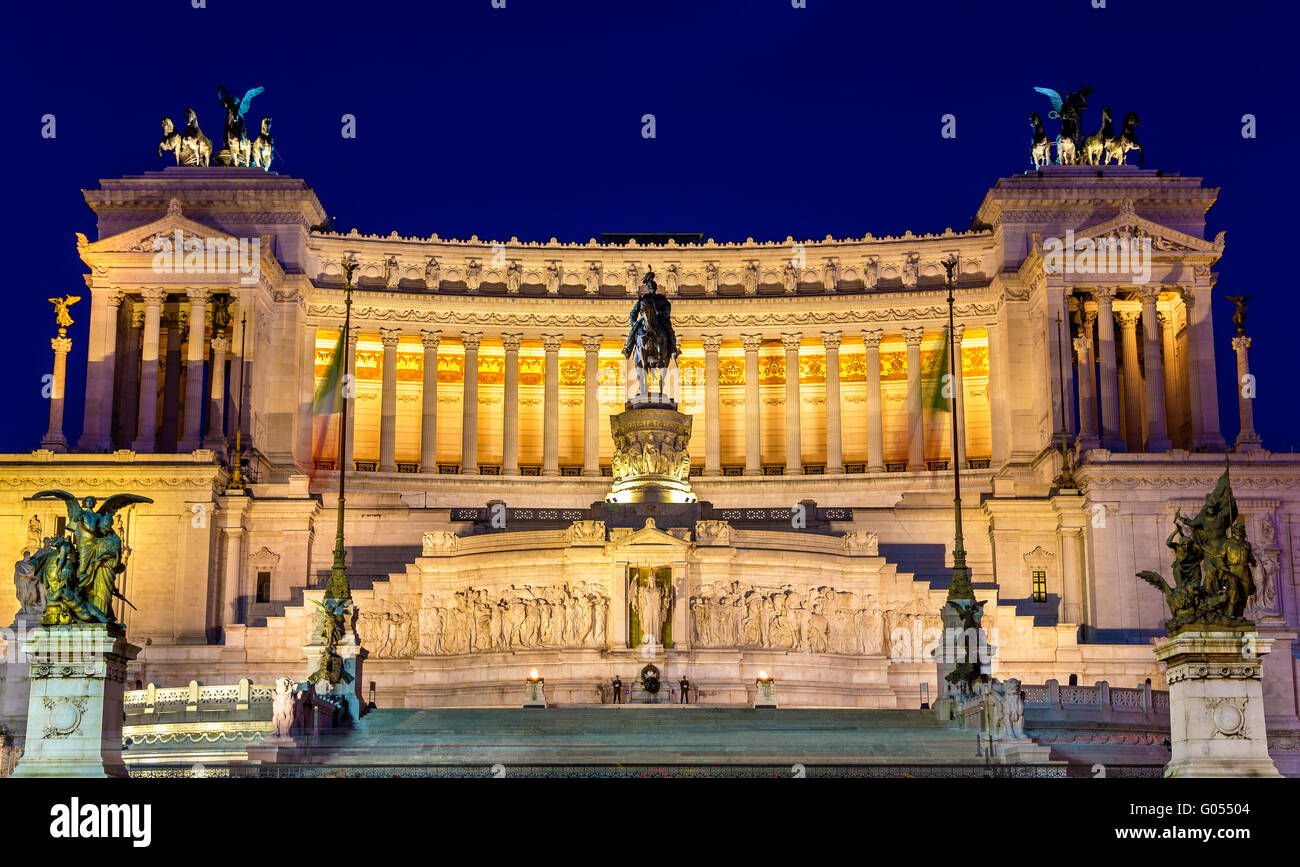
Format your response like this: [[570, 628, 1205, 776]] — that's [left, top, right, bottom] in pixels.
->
[[0, 83, 1297, 779]]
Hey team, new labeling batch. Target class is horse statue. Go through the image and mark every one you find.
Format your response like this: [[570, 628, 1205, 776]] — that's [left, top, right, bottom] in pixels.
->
[[621, 267, 680, 404], [1034, 85, 1093, 165], [251, 117, 274, 171], [181, 108, 212, 167], [1029, 111, 1051, 170], [158, 117, 183, 165], [1105, 111, 1142, 165], [215, 84, 264, 167], [1082, 105, 1115, 166]]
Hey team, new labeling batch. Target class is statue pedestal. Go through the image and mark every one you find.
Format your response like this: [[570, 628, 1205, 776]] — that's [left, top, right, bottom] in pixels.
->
[[1154, 630, 1282, 778], [753, 679, 779, 709], [606, 407, 697, 504], [522, 678, 547, 708], [10, 624, 140, 778]]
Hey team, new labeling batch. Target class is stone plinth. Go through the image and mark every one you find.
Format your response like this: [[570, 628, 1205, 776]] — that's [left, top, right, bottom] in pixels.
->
[[754, 678, 778, 709], [523, 677, 547, 708], [606, 406, 696, 504], [1154, 630, 1281, 778], [10, 624, 140, 778]]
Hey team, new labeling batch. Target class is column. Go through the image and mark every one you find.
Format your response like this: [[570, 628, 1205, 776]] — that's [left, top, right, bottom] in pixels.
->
[[77, 288, 123, 450], [216, 495, 248, 627], [227, 300, 246, 442], [158, 310, 184, 450], [343, 326, 359, 471], [419, 330, 440, 473], [1073, 324, 1100, 451], [903, 327, 925, 471], [1233, 335, 1262, 451], [702, 334, 722, 475], [116, 308, 142, 448], [822, 331, 843, 473], [1158, 311, 1184, 447], [782, 333, 802, 474], [204, 333, 230, 449], [1138, 287, 1170, 451], [41, 336, 73, 451], [501, 333, 521, 475], [951, 324, 967, 469], [379, 328, 401, 472], [1092, 288, 1124, 451], [131, 288, 165, 452], [985, 319, 1010, 465], [582, 335, 602, 476], [1183, 286, 1225, 450], [178, 287, 209, 452], [542, 333, 562, 476], [862, 330, 884, 472], [1118, 310, 1143, 451], [460, 332, 481, 475], [293, 322, 317, 466], [742, 334, 762, 475]]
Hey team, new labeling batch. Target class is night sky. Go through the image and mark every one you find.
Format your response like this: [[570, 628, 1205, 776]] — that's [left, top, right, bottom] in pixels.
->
[[4, 0, 1297, 452]]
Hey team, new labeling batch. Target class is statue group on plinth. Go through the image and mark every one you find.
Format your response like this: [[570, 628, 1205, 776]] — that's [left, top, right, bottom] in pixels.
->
[[159, 84, 274, 170], [1029, 85, 1141, 168]]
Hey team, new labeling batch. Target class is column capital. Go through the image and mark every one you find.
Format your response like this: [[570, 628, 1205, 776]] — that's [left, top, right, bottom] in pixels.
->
[[1232, 335, 1252, 352], [740, 333, 763, 352], [541, 333, 564, 352], [420, 329, 442, 350], [211, 334, 230, 354], [861, 328, 884, 349], [780, 332, 802, 352], [185, 286, 211, 305], [105, 288, 125, 310], [380, 327, 402, 348], [461, 331, 483, 351], [50, 336, 73, 354], [500, 332, 522, 352], [1072, 335, 1092, 355], [1116, 310, 1141, 329], [902, 326, 925, 346], [1156, 311, 1172, 330], [141, 287, 167, 306], [1091, 285, 1118, 303], [346, 325, 361, 347], [700, 334, 723, 352], [1137, 285, 1162, 303], [952, 323, 966, 344], [821, 330, 842, 350], [581, 334, 603, 353], [130, 310, 145, 329]]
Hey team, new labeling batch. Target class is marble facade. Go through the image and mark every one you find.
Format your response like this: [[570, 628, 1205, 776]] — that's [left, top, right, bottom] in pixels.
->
[[0, 167, 1295, 772]]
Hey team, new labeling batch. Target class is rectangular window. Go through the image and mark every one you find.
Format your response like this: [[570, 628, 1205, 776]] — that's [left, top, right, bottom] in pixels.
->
[[255, 571, 272, 604], [1031, 570, 1047, 603]]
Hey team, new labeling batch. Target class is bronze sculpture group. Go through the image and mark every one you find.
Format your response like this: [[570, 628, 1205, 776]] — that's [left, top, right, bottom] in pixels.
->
[[1138, 463, 1257, 636], [159, 85, 274, 170], [1030, 85, 1141, 168], [27, 490, 152, 628], [622, 267, 680, 404]]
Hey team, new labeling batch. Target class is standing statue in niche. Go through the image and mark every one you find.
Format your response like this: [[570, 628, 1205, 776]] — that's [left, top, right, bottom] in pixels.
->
[[630, 573, 672, 648], [622, 267, 680, 404]]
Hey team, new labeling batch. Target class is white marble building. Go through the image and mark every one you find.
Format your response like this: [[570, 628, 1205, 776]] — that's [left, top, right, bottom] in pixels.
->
[[0, 166, 1296, 764]]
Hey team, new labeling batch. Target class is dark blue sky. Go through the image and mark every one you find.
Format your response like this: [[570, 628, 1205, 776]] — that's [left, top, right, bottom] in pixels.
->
[[3, 0, 1297, 452]]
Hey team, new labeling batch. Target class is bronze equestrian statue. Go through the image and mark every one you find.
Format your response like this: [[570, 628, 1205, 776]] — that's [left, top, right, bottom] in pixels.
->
[[622, 267, 680, 405]]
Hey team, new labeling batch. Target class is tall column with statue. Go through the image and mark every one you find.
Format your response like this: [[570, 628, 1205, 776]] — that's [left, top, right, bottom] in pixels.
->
[[41, 295, 79, 452], [1225, 295, 1262, 452]]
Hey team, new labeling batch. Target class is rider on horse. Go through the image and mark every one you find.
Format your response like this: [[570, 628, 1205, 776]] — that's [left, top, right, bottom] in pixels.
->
[[622, 267, 680, 402]]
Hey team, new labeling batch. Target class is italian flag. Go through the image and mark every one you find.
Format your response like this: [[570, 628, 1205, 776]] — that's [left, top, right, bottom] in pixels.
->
[[309, 331, 346, 481], [928, 326, 953, 414]]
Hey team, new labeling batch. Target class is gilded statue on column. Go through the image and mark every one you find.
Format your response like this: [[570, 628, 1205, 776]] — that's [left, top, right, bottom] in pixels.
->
[[47, 295, 80, 337]]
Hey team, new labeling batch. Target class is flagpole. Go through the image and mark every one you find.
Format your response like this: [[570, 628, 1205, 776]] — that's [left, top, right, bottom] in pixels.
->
[[943, 259, 972, 602], [325, 264, 356, 606]]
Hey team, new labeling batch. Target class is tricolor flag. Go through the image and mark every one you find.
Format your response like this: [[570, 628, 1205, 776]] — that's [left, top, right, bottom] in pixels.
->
[[309, 332, 347, 482], [928, 326, 953, 414]]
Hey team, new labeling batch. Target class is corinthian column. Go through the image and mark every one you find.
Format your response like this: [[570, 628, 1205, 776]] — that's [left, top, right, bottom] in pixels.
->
[[1092, 288, 1124, 451], [131, 288, 166, 452], [501, 333, 521, 474], [903, 327, 925, 471], [822, 331, 843, 473], [782, 333, 802, 474], [542, 334, 562, 476], [419, 330, 440, 473], [1138, 287, 1170, 452], [701, 335, 722, 475], [582, 335, 602, 475], [1183, 286, 1225, 451], [951, 324, 967, 469], [343, 326, 359, 471], [204, 333, 230, 449], [178, 287, 209, 452], [379, 328, 401, 472], [742, 334, 762, 475], [1118, 310, 1143, 451], [1158, 312, 1184, 447], [77, 288, 123, 450], [1233, 335, 1262, 451], [460, 332, 482, 475], [41, 335, 73, 451], [862, 330, 884, 472], [1073, 327, 1100, 452]]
